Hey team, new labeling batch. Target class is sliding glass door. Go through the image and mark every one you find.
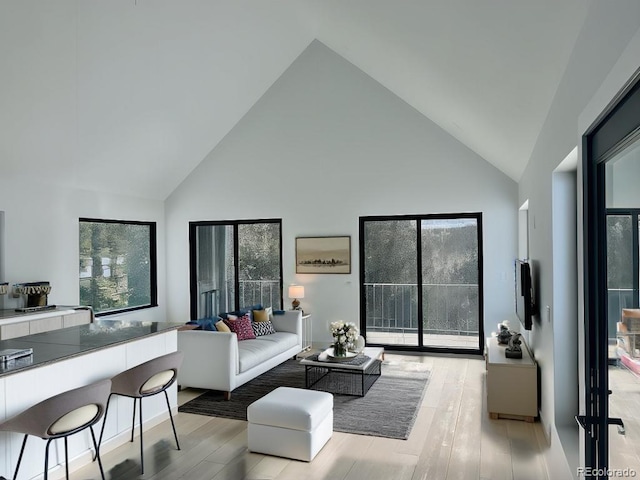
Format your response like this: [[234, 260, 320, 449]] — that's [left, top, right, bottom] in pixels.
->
[[582, 71, 640, 478], [362, 219, 419, 347], [421, 218, 482, 349], [360, 213, 483, 354], [189, 219, 282, 320]]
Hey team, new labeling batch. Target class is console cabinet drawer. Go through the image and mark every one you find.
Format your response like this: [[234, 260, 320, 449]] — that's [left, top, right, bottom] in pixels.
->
[[0, 322, 31, 340]]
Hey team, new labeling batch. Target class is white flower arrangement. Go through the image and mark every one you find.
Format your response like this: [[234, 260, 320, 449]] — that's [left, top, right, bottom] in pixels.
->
[[330, 321, 359, 355]]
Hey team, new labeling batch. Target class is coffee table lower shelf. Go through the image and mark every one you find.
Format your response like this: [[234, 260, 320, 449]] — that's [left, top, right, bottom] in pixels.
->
[[304, 359, 382, 397]]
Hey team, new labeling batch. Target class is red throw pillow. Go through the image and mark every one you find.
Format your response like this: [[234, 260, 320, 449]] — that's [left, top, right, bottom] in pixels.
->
[[226, 314, 256, 340]]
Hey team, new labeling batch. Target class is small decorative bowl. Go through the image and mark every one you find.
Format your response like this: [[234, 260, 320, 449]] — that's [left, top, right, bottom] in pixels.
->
[[16, 283, 51, 295]]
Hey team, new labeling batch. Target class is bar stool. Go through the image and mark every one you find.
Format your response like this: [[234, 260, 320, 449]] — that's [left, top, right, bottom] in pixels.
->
[[0, 379, 111, 480], [97, 351, 183, 475]]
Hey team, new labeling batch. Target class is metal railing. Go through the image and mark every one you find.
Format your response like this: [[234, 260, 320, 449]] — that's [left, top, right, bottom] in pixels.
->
[[364, 282, 480, 337], [238, 279, 281, 309]]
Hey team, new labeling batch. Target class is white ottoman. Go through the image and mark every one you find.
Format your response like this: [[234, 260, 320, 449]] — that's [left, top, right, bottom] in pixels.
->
[[247, 386, 333, 462]]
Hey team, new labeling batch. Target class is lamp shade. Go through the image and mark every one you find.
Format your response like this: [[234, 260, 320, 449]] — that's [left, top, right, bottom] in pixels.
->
[[288, 285, 305, 299]]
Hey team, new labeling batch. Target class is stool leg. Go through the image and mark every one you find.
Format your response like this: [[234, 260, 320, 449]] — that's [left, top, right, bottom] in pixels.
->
[[94, 393, 114, 461], [164, 390, 180, 450], [44, 438, 53, 480], [12, 434, 28, 480], [139, 398, 144, 474], [131, 397, 137, 443], [90, 425, 106, 480], [64, 436, 69, 479]]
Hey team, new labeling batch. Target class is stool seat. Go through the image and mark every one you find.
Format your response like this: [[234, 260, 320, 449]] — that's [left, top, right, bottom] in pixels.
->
[[97, 351, 183, 475], [247, 387, 333, 462], [0, 379, 111, 480]]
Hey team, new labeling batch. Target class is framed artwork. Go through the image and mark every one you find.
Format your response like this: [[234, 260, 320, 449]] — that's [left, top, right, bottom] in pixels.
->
[[296, 236, 351, 274]]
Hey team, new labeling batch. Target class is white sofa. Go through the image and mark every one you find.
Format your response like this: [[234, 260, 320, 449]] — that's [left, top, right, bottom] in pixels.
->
[[177, 310, 302, 399]]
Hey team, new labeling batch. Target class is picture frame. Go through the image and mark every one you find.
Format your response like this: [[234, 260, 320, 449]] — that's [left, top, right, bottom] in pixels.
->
[[295, 236, 351, 274]]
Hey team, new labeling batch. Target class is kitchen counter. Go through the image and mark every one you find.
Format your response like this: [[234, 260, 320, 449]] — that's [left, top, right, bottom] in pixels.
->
[[0, 319, 183, 479], [0, 319, 183, 377]]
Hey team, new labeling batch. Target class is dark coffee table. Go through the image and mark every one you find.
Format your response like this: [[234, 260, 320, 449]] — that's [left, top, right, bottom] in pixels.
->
[[300, 347, 384, 396]]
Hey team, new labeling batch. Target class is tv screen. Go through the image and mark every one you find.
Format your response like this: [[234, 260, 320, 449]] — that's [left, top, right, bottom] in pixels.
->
[[515, 259, 534, 330]]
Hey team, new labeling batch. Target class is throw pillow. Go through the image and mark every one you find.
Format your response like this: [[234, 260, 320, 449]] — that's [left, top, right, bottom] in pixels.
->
[[265, 306, 273, 320], [252, 309, 269, 322], [226, 314, 238, 321], [226, 315, 256, 340], [215, 320, 231, 333], [251, 320, 276, 337], [197, 318, 217, 331]]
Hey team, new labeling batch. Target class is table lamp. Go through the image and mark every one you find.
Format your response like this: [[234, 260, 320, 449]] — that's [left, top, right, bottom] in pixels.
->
[[288, 285, 305, 311]]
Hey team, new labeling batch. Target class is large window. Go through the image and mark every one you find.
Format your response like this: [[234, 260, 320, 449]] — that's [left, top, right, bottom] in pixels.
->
[[360, 213, 483, 354], [79, 218, 157, 315], [189, 220, 282, 319]]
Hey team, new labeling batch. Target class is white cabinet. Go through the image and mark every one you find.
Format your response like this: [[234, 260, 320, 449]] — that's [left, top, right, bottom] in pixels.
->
[[0, 322, 30, 340], [63, 309, 92, 327], [485, 336, 538, 422], [29, 316, 63, 334], [0, 308, 92, 339]]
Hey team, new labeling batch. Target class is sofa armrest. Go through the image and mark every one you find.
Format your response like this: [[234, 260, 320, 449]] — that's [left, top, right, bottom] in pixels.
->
[[272, 310, 302, 338], [177, 330, 238, 391]]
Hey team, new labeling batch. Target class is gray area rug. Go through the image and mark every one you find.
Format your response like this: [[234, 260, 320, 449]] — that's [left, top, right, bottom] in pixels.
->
[[178, 358, 430, 440]]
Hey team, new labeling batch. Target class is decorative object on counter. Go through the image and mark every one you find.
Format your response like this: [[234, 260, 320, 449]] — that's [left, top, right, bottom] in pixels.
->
[[505, 333, 523, 359], [0, 282, 7, 295], [288, 284, 305, 311], [497, 321, 512, 344], [330, 320, 359, 357], [14, 281, 53, 311]]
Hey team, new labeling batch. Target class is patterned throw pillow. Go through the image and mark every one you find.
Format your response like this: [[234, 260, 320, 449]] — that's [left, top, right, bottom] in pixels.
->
[[251, 320, 276, 337], [226, 314, 256, 340]]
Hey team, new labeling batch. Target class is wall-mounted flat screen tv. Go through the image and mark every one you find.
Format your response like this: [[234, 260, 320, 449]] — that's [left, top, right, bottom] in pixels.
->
[[515, 259, 535, 330]]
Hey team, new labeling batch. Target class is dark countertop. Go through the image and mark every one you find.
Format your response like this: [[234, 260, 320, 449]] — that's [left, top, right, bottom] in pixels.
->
[[0, 320, 183, 378]]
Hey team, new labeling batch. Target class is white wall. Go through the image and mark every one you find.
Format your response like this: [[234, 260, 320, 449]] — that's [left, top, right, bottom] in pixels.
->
[[166, 40, 518, 344], [519, 1, 640, 478], [0, 178, 167, 323]]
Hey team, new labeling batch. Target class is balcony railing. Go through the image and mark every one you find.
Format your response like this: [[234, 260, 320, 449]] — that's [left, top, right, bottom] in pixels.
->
[[238, 279, 281, 309], [364, 282, 480, 337]]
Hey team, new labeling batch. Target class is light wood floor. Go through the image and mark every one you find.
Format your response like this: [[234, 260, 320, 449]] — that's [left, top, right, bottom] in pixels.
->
[[70, 354, 549, 480]]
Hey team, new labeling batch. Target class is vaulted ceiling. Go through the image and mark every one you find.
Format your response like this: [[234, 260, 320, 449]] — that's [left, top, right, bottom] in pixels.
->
[[0, 0, 590, 199]]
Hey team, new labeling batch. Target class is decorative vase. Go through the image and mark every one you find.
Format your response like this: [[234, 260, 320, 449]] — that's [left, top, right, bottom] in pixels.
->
[[333, 341, 347, 357]]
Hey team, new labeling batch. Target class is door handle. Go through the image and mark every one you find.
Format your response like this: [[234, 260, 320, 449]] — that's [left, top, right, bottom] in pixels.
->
[[575, 416, 625, 435], [609, 417, 625, 435]]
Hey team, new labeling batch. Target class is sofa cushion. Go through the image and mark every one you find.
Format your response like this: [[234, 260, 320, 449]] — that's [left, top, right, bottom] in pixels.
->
[[256, 332, 298, 349], [252, 320, 276, 337], [226, 315, 256, 340], [237, 334, 296, 372]]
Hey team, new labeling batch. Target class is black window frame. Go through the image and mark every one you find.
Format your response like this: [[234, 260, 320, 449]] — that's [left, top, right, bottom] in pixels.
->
[[582, 69, 640, 476], [188, 218, 283, 320], [359, 212, 484, 355], [79, 217, 158, 317]]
